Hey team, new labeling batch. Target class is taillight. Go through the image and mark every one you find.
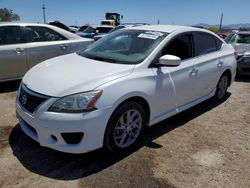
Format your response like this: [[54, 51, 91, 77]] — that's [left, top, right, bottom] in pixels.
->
[[234, 51, 238, 59]]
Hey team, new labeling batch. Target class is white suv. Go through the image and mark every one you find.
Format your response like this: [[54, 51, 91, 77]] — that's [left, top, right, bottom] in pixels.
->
[[16, 25, 237, 153]]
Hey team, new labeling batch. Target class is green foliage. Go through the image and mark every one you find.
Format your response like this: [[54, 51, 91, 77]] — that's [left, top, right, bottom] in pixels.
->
[[207, 27, 220, 33], [0, 8, 20, 22]]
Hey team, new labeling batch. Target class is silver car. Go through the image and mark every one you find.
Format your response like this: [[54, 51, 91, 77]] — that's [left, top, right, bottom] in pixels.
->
[[0, 23, 93, 82], [225, 31, 250, 75]]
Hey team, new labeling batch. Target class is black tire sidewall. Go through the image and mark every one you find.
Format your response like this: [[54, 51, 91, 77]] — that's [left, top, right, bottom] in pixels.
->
[[104, 101, 146, 153], [214, 73, 229, 101]]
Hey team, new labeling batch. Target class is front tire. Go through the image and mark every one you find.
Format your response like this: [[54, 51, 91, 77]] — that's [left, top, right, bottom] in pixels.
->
[[104, 101, 146, 153], [214, 73, 229, 101]]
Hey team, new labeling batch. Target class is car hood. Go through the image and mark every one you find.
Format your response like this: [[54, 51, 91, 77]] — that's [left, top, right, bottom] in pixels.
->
[[23, 53, 135, 97]]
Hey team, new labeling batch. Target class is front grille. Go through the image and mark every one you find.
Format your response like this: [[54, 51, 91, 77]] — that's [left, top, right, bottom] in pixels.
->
[[19, 85, 49, 113]]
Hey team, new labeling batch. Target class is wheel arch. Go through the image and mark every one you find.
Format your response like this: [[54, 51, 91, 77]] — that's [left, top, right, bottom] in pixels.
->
[[103, 94, 151, 151]]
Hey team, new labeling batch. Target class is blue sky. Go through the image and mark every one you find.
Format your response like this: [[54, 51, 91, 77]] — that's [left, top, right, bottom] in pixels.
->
[[0, 0, 250, 26]]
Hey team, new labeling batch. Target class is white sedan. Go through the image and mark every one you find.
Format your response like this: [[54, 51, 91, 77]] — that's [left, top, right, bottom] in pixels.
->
[[16, 25, 237, 153], [0, 23, 93, 82]]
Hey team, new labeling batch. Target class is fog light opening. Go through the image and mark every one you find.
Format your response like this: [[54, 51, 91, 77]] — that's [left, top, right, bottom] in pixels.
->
[[50, 134, 58, 143]]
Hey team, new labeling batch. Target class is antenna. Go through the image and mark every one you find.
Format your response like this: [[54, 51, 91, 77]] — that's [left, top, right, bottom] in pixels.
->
[[42, 4, 46, 24], [219, 13, 223, 32]]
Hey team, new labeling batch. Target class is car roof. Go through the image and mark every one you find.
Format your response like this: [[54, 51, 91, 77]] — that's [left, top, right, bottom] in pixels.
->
[[0, 22, 93, 41], [125, 24, 208, 33], [0, 22, 53, 27]]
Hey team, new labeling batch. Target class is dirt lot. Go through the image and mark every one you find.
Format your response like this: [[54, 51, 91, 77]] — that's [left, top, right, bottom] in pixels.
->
[[0, 78, 249, 188]]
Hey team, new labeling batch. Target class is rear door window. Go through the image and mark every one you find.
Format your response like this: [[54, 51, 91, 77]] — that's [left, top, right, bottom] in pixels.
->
[[0, 26, 23, 45], [25, 26, 67, 42], [194, 32, 217, 56]]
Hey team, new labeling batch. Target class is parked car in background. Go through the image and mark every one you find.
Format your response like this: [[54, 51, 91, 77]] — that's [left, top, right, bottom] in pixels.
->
[[16, 25, 236, 154], [94, 23, 149, 41], [69, 26, 79, 33], [0, 23, 93, 82], [77, 25, 114, 39], [78, 24, 91, 32], [48, 20, 70, 32], [225, 31, 250, 75], [49, 21, 77, 33]]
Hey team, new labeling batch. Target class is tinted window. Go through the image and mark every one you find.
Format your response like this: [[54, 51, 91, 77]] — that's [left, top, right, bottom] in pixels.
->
[[25, 26, 67, 42], [0, 26, 22, 45], [215, 37, 223, 50], [195, 33, 217, 55], [162, 34, 193, 60]]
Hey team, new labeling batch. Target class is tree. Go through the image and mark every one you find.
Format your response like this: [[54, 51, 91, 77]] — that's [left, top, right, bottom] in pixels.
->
[[0, 8, 20, 22], [207, 27, 219, 33]]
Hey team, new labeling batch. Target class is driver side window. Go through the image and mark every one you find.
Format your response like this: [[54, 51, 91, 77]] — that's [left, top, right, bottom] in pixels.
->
[[161, 34, 193, 60]]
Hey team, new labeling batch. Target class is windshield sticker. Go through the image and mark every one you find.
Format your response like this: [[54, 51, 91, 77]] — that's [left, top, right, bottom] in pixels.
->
[[138, 33, 159, 40], [145, 31, 164, 36]]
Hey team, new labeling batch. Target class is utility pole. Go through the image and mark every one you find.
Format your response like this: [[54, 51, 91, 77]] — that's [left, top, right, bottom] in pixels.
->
[[219, 13, 223, 32], [157, 19, 160, 25], [42, 4, 46, 24]]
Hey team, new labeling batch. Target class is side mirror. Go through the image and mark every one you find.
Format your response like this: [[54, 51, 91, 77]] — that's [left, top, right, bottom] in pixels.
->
[[158, 55, 181, 66]]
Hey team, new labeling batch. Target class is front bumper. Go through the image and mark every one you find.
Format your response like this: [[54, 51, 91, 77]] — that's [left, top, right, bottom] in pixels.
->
[[16, 99, 113, 154]]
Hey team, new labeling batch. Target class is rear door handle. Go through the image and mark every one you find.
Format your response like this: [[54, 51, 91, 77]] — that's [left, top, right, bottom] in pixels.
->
[[60, 44, 69, 50], [14, 48, 24, 54], [190, 68, 199, 77]]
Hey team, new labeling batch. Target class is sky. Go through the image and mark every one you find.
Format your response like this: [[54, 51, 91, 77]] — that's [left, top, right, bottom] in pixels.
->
[[0, 0, 250, 26]]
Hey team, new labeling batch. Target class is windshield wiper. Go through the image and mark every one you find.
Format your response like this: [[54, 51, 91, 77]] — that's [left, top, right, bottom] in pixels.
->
[[89, 55, 117, 63]]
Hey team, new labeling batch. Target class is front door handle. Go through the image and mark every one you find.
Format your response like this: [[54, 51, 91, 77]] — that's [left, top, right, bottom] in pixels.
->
[[190, 68, 199, 77], [60, 44, 69, 50], [14, 48, 24, 54]]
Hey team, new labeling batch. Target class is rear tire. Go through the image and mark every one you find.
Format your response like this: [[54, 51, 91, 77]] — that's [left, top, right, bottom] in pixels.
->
[[104, 101, 146, 153], [214, 73, 229, 101]]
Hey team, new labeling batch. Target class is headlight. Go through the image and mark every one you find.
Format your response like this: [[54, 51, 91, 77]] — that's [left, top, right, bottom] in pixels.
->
[[48, 90, 102, 113]]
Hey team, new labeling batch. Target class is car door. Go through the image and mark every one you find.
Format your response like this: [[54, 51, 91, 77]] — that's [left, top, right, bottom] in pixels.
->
[[192, 32, 224, 97], [151, 33, 201, 116], [0, 26, 28, 81], [24, 26, 72, 68]]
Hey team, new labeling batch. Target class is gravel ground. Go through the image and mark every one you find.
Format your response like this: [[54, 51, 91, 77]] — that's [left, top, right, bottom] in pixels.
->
[[0, 78, 249, 188]]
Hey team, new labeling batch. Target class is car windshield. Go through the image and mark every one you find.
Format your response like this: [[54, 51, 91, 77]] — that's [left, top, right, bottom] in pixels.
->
[[225, 33, 250, 44], [83, 27, 95, 33], [78, 30, 167, 64]]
